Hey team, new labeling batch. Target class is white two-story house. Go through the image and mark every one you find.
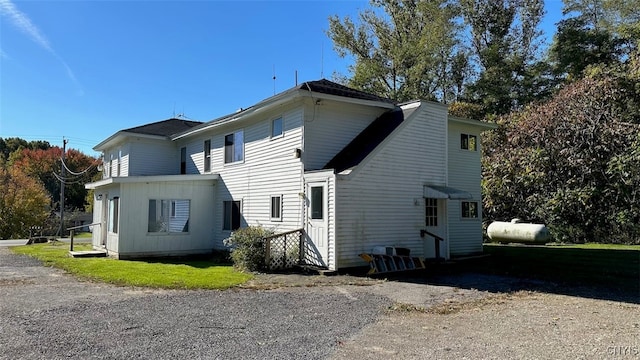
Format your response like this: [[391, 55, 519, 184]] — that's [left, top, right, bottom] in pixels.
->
[[86, 79, 496, 270]]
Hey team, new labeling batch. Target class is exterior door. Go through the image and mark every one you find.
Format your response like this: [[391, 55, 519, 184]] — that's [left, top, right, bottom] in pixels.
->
[[306, 182, 328, 267], [101, 193, 108, 247], [424, 198, 447, 259]]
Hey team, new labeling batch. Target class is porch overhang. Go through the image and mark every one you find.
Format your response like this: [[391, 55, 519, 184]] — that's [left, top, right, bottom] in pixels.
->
[[424, 185, 472, 200], [85, 174, 219, 190]]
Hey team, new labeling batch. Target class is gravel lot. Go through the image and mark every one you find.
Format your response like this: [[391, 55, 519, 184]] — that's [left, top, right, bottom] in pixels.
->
[[1, 247, 638, 359]]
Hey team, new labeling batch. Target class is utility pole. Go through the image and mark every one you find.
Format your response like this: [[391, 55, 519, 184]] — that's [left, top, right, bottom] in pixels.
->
[[60, 138, 68, 237]]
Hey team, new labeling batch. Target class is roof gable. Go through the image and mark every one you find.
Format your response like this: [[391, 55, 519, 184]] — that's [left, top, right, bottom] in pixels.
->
[[323, 104, 419, 173], [124, 118, 203, 137]]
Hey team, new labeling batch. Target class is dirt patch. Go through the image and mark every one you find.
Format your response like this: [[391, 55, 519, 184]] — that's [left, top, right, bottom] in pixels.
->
[[333, 291, 640, 359], [240, 272, 383, 290]]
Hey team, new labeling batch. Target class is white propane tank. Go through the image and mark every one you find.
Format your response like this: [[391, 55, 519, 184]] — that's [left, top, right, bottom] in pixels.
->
[[487, 219, 551, 243]]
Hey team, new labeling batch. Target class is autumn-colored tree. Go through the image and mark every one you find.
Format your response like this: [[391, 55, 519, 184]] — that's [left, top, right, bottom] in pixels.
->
[[0, 161, 50, 239], [9, 147, 98, 211]]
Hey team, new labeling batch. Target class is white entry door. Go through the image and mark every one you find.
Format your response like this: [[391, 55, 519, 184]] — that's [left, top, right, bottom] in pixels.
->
[[306, 182, 328, 267], [424, 198, 447, 259]]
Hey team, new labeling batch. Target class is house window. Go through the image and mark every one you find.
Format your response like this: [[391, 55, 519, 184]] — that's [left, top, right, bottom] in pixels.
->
[[224, 130, 244, 164], [204, 140, 211, 172], [270, 195, 282, 221], [117, 149, 122, 176], [425, 198, 438, 227], [223, 200, 241, 230], [109, 197, 119, 233], [180, 147, 187, 174], [310, 186, 323, 220], [271, 117, 283, 138], [462, 201, 479, 219], [461, 134, 477, 151], [109, 154, 114, 178], [148, 199, 190, 233]]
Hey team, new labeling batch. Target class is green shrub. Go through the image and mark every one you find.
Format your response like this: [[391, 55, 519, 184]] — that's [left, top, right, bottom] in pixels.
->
[[223, 226, 274, 272]]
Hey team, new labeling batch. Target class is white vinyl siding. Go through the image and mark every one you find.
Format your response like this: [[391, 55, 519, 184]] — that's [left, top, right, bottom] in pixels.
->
[[447, 121, 483, 256], [113, 179, 216, 258], [303, 100, 388, 170], [207, 106, 305, 247], [127, 139, 178, 176], [334, 102, 449, 268]]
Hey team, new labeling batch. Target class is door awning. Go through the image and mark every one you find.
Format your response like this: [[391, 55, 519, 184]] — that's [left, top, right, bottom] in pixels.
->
[[424, 185, 472, 200]]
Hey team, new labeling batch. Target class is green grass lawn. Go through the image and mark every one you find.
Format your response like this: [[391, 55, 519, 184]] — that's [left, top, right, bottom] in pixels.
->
[[11, 243, 252, 289], [72, 232, 93, 239], [482, 243, 640, 290]]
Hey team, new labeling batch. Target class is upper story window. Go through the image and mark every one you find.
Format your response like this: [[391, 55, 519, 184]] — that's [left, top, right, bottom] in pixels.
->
[[224, 130, 244, 164], [116, 149, 122, 176], [204, 140, 211, 172], [180, 147, 187, 174], [461, 134, 477, 151], [271, 117, 283, 138]]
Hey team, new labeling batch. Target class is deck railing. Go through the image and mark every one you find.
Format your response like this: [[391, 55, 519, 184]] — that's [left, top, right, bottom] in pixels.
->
[[263, 229, 327, 270], [263, 229, 304, 270]]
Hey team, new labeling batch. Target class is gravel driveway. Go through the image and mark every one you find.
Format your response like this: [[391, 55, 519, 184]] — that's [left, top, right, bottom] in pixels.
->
[[1, 247, 638, 359]]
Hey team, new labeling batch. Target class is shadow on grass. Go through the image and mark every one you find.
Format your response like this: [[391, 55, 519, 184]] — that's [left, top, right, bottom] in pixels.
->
[[137, 251, 233, 269], [352, 244, 639, 304]]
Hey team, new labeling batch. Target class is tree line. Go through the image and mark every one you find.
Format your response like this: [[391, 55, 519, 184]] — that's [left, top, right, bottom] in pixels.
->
[[0, 138, 99, 239], [328, 0, 640, 243]]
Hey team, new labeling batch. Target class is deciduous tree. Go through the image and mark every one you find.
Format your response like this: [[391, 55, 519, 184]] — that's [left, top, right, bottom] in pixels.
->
[[327, 0, 464, 102], [0, 161, 50, 239]]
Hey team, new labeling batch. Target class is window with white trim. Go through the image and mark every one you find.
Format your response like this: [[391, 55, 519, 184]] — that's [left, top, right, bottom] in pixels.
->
[[461, 201, 479, 218], [270, 195, 282, 221], [109, 197, 119, 233], [271, 117, 283, 138], [148, 199, 190, 233], [425, 198, 438, 227], [180, 147, 187, 174], [117, 149, 122, 176], [223, 200, 241, 230], [461, 134, 477, 151], [204, 140, 211, 172], [224, 130, 244, 164]]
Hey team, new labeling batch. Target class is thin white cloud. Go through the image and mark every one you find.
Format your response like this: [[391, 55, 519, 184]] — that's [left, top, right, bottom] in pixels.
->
[[0, 0, 83, 95]]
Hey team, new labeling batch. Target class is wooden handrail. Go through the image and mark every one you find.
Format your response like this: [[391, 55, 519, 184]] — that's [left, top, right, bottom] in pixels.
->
[[262, 228, 305, 241], [420, 229, 444, 261], [67, 222, 101, 252], [420, 229, 444, 242], [67, 222, 101, 231]]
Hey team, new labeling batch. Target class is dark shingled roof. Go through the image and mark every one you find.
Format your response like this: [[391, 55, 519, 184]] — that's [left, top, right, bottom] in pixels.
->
[[123, 118, 203, 137], [300, 79, 395, 104], [323, 105, 418, 173]]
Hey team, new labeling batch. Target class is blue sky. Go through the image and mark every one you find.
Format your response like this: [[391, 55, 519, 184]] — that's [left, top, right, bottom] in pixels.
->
[[0, 0, 563, 156]]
